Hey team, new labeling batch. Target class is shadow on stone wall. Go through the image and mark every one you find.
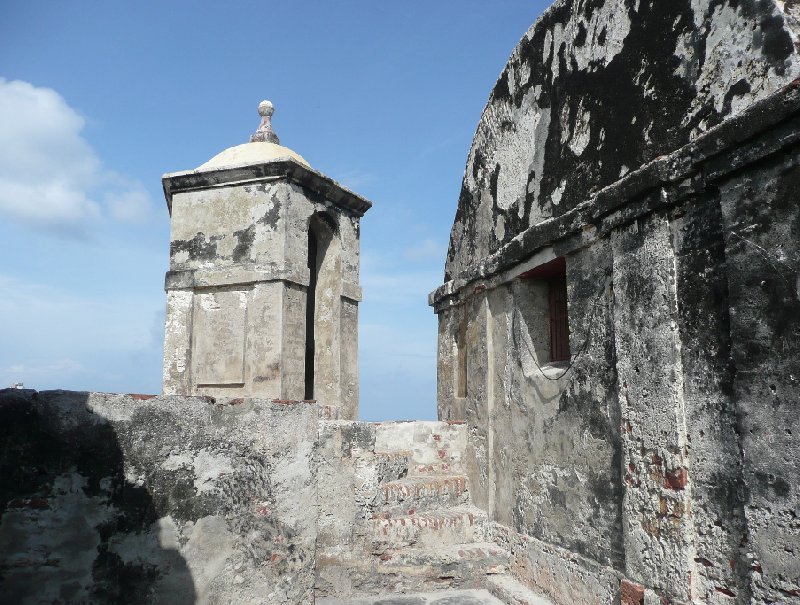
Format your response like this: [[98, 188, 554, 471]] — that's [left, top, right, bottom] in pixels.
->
[[0, 389, 196, 605]]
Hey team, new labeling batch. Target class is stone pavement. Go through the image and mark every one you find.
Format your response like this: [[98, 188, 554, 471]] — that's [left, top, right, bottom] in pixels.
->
[[316, 588, 505, 604]]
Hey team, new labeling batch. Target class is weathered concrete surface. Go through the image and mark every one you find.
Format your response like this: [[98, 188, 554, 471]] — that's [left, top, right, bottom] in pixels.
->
[[445, 0, 800, 281], [1, 391, 541, 604], [162, 127, 369, 418], [317, 588, 508, 605], [0, 390, 320, 605]]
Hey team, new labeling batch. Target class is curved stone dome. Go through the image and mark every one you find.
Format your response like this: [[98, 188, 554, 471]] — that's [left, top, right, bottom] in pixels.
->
[[444, 0, 800, 281], [197, 141, 310, 170]]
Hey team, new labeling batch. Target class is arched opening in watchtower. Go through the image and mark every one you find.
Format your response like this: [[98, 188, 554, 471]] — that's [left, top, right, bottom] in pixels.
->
[[304, 225, 319, 400], [305, 212, 340, 402]]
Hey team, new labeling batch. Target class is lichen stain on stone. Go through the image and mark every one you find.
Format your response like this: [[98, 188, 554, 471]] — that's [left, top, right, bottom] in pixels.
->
[[232, 224, 256, 262], [444, 0, 800, 281], [256, 192, 282, 229], [170, 232, 221, 264]]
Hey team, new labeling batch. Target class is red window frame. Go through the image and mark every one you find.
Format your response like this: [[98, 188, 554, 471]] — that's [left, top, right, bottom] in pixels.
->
[[519, 256, 571, 363]]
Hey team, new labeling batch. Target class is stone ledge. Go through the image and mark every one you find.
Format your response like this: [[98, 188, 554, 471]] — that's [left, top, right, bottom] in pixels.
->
[[165, 266, 363, 301], [162, 157, 372, 217]]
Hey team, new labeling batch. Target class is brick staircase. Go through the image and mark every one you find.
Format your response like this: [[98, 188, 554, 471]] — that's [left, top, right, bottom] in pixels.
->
[[315, 421, 553, 604]]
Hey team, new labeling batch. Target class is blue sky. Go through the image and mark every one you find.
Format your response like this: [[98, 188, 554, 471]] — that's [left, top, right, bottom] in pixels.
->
[[0, 1, 547, 420]]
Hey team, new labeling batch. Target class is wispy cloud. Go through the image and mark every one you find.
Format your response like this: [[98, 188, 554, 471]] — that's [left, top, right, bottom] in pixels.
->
[[3, 359, 85, 383], [418, 133, 465, 160], [0, 78, 154, 236], [0, 273, 162, 391], [403, 237, 445, 263], [333, 169, 377, 191]]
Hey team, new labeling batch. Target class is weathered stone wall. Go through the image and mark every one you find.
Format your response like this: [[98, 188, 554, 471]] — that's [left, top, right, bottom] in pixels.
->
[[0, 390, 321, 605], [0, 390, 484, 604], [445, 0, 800, 281], [433, 4, 800, 601], [715, 146, 800, 604]]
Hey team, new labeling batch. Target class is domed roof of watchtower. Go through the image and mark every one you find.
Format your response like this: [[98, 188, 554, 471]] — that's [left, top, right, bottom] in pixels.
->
[[198, 100, 310, 170]]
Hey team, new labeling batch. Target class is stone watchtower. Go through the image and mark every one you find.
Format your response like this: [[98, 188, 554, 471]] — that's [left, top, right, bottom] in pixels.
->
[[161, 101, 371, 419]]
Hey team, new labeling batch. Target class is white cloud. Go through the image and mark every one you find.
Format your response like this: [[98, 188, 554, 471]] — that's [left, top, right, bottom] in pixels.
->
[[0, 78, 153, 234]]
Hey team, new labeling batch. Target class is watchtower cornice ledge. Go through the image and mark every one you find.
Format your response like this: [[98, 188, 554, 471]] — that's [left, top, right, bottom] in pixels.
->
[[162, 158, 372, 217]]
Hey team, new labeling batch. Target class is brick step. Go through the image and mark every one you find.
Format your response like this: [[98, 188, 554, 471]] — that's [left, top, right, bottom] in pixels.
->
[[487, 575, 555, 605], [374, 421, 467, 475], [316, 542, 510, 597], [380, 475, 470, 513], [371, 506, 488, 549]]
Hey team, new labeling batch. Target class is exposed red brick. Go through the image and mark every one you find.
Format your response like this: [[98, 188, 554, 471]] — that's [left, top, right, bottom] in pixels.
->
[[620, 579, 645, 605], [7, 497, 49, 509], [715, 586, 736, 597], [694, 556, 713, 567], [446, 420, 466, 425], [665, 467, 689, 490], [433, 434, 442, 441], [129, 393, 156, 401]]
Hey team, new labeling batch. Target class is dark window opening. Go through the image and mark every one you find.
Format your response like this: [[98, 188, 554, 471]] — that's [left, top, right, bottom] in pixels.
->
[[304, 228, 318, 400], [548, 277, 569, 362], [519, 256, 571, 364]]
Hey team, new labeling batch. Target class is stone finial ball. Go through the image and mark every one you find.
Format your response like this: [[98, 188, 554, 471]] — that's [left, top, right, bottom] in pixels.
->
[[258, 100, 275, 117]]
